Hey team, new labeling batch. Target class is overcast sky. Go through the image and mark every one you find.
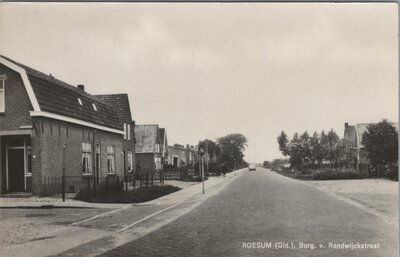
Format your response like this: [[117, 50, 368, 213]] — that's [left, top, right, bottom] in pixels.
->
[[0, 3, 397, 163]]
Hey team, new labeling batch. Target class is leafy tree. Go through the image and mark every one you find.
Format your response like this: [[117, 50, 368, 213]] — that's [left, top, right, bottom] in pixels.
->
[[310, 131, 323, 164], [288, 132, 302, 168], [199, 139, 220, 160], [362, 119, 398, 167], [217, 133, 248, 168], [277, 131, 290, 156], [300, 131, 312, 164], [320, 129, 340, 164]]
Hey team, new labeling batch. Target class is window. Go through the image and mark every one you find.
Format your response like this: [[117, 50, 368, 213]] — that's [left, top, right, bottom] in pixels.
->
[[123, 123, 127, 140], [82, 143, 92, 174], [107, 146, 115, 174], [77, 98, 83, 106], [0, 77, 4, 112], [92, 103, 97, 111], [127, 124, 131, 141], [127, 151, 133, 172]]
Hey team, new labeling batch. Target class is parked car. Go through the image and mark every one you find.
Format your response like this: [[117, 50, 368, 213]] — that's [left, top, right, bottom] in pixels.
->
[[248, 164, 256, 171]]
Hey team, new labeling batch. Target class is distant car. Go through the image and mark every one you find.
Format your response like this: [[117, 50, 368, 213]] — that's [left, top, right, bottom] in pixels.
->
[[248, 164, 256, 171]]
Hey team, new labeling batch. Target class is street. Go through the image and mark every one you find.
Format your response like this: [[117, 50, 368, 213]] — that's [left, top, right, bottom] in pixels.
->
[[99, 168, 397, 257], [0, 168, 397, 257]]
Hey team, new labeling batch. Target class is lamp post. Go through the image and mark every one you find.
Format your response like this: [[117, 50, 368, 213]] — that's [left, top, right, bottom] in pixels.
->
[[62, 143, 67, 202]]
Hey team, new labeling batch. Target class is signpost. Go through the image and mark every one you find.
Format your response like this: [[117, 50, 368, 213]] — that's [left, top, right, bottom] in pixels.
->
[[198, 144, 206, 194]]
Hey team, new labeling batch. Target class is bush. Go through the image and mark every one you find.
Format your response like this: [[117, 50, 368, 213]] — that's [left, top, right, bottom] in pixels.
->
[[75, 184, 180, 203], [313, 170, 365, 180], [382, 165, 398, 181], [186, 175, 209, 182]]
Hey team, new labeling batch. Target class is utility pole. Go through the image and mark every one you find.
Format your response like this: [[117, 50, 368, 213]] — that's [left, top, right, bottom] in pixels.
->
[[198, 144, 206, 194]]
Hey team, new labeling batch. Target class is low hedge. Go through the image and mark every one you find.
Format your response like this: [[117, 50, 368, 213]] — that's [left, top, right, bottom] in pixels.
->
[[75, 184, 181, 203], [312, 170, 365, 180]]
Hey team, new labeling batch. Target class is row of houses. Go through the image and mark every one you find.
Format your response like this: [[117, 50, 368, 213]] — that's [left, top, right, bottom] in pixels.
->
[[0, 56, 201, 196]]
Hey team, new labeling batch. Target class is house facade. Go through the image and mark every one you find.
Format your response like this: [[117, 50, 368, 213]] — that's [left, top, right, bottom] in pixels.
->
[[167, 144, 197, 168], [0, 56, 135, 195], [134, 124, 162, 184]]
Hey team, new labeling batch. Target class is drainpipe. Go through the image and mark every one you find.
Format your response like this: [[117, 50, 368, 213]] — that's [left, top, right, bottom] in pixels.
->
[[92, 129, 96, 200]]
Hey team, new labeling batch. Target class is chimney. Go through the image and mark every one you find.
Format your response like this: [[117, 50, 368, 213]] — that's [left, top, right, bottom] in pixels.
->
[[345, 122, 348, 128], [77, 84, 85, 91]]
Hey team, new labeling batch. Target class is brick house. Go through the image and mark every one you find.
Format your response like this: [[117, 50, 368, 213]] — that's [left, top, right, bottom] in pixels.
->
[[167, 144, 197, 168], [0, 56, 135, 195], [134, 124, 162, 184], [343, 122, 398, 172]]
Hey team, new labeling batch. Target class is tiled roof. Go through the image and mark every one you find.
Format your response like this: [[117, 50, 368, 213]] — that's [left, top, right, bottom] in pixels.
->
[[135, 125, 159, 153], [1, 55, 122, 130], [95, 94, 131, 124]]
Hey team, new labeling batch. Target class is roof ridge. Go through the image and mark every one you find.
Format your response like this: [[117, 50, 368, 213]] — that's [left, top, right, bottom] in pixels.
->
[[0, 55, 113, 108]]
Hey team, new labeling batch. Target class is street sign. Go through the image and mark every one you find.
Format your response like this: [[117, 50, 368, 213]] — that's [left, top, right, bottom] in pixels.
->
[[198, 144, 206, 157]]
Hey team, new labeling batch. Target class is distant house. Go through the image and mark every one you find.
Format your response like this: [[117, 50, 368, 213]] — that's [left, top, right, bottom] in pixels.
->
[[159, 128, 168, 170], [134, 124, 161, 184], [0, 56, 135, 196], [343, 122, 398, 170], [95, 94, 136, 174], [167, 144, 197, 168]]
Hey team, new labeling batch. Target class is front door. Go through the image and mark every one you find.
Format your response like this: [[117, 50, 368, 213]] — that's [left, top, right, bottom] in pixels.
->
[[8, 149, 25, 192]]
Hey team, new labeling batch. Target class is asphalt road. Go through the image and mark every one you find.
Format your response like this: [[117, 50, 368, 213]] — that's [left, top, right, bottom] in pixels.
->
[[99, 168, 398, 257]]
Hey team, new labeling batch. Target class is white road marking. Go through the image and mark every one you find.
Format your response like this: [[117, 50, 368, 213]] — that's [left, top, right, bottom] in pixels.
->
[[70, 207, 128, 226], [117, 201, 186, 233]]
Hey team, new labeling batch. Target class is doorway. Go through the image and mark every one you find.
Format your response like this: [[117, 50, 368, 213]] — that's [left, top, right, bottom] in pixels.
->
[[8, 149, 25, 192]]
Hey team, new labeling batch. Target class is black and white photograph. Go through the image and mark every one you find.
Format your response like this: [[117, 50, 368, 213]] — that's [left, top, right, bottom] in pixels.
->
[[0, 2, 398, 257]]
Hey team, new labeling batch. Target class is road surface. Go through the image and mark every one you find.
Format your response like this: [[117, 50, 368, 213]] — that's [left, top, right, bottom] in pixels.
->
[[99, 168, 398, 257]]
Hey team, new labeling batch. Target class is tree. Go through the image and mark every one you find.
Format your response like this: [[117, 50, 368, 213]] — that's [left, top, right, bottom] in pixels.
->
[[300, 131, 312, 164], [310, 131, 322, 164], [199, 139, 220, 160], [320, 129, 340, 164], [362, 119, 398, 167], [217, 133, 248, 168], [277, 131, 290, 157], [288, 132, 302, 168]]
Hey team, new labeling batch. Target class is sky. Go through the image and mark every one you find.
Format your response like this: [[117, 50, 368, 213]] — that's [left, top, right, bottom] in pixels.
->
[[0, 3, 397, 163]]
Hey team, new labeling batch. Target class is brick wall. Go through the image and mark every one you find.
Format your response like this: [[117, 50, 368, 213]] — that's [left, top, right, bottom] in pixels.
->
[[0, 64, 33, 131], [121, 107, 135, 174], [34, 117, 125, 195]]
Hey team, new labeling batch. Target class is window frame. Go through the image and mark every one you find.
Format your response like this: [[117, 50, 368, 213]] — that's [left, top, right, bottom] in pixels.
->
[[82, 142, 93, 175], [123, 123, 127, 140], [127, 151, 133, 173], [0, 77, 5, 113], [107, 145, 116, 174]]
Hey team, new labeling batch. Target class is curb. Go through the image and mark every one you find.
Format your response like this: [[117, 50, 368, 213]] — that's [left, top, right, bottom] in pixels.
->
[[0, 170, 247, 209]]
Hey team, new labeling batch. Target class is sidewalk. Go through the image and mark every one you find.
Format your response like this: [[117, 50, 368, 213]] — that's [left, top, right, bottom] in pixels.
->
[[0, 172, 244, 209], [0, 169, 246, 257]]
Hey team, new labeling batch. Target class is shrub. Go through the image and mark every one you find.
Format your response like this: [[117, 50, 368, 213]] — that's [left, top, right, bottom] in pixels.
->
[[75, 184, 180, 203], [313, 170, 365, 180], [186, 175, 209, 182]]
